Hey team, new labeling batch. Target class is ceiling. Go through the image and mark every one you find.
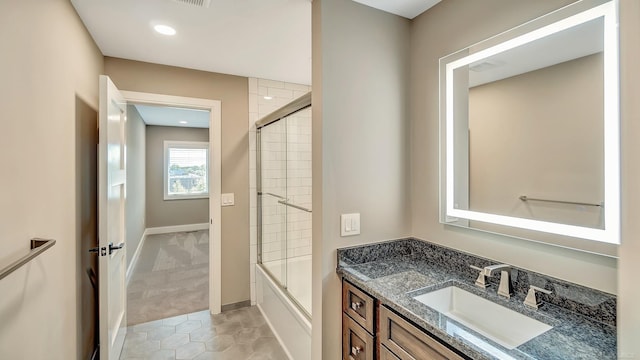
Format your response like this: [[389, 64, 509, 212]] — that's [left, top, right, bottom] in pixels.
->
[[71, 0, 313, 85], [134, 104, 210, 128], [353, 0, 441, 19], [71, 0, 438, 87]]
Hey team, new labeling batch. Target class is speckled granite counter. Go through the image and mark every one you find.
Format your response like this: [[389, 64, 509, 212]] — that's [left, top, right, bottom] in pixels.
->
[[337, 238, 617, 360]]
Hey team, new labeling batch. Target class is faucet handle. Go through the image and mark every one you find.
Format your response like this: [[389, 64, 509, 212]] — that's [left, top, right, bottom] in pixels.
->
[[524, 285, 552, 310], [470, 265, 489, 288]]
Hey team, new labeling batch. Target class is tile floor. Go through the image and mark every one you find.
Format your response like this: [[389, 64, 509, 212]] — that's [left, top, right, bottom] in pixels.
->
[[119, 306, 288, 360], [128, 230, 209, 325]]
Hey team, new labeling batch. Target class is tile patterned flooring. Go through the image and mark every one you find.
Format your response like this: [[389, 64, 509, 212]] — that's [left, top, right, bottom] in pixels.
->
[[120, 307, 288, 360], [128, 231, 209, 325], [122, 230, 287, 359]]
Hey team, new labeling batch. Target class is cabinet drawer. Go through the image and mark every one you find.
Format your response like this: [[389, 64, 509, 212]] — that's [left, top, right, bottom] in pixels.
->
[[379, 306, 466, 360], [343, 280, 375, 333], [379, 345, 401, 360], [343, 313, 375, 360]]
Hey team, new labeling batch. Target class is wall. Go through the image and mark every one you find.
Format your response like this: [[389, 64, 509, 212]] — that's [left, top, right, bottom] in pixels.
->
[[311, 0, 411, 358], [618, 0, 640, 357], [105, 57, 250, 305], [409, 0, 617, 302], [248, 78, 311, 304], [126, 105, 146, 265], [0, 0, 104, 358], [145, 125, 209, 227]]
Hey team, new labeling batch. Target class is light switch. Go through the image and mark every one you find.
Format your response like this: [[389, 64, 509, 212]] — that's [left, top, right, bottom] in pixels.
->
[[341, 213, 360, 237], [221, 193, 235, 206]]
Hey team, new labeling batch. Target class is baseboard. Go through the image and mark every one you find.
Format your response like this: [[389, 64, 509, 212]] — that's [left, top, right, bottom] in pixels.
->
[[145, 223, 209, 235], [126, 229, 148, 286], [221, 300, 251, 312]]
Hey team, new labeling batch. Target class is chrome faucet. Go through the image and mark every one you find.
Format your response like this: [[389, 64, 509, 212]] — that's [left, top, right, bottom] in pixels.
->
[[483, 264, 513, 299]]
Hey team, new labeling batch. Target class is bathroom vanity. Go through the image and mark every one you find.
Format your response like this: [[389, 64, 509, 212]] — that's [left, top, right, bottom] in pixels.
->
[[337, 238, 616, 360]]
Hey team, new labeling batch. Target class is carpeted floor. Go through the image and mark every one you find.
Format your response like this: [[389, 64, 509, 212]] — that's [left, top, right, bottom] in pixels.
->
[[127, 230, 209, 326]]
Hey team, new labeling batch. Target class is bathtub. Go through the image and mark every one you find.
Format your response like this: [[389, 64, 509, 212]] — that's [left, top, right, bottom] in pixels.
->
[[256, 255, 311, 360]]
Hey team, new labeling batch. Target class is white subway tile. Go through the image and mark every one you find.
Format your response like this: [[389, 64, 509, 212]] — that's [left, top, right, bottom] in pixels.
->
[[249, 95, 258, 113], [249, 78, 258, 92], [250, 228, 257, 245], [284, 82, 311, 91], [294, 90, 309, 99], [268, 87, 294, 99], [258, 78, 285, 89]]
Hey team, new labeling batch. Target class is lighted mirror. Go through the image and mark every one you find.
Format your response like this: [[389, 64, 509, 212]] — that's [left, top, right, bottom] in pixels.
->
[[439, 0, 619, 256]]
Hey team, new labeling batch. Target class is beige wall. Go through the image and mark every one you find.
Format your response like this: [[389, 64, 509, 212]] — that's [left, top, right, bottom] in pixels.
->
[[618, 0, 640, 356], [0, 0, 104, 358], [126, 105, 146, 265], [104, 57, 250, 305], [145, 125, 209, 227], [312, 0, 411, 358]]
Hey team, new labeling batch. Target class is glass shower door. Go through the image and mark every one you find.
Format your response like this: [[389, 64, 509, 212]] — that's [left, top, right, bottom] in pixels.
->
[[258, 119, 287, 286], [257, 102, 312, 317], [283, 108, 312, 314]]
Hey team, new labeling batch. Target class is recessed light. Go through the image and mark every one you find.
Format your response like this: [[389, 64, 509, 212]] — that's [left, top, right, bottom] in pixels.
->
[[263, 96, 273, 100], [154, 24, 176, 36], [179, 121, 188, 124]]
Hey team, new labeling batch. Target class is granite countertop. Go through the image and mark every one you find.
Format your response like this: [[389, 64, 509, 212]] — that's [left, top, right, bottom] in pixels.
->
[[336, 238, 617, 360]]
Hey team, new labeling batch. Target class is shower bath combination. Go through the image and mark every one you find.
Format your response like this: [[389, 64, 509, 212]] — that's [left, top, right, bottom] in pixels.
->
[[255, 93, 312, 360]]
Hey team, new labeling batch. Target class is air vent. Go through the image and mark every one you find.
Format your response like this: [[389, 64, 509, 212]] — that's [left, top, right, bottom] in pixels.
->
[[172, 0, 211, 8]]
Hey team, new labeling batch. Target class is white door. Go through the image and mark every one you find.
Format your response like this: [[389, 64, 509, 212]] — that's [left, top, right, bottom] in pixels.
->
[[98, 75, 128, 360]]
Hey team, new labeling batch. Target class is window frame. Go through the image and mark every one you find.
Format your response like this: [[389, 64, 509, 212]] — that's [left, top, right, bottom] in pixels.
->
[[163, 140, 210, 200]]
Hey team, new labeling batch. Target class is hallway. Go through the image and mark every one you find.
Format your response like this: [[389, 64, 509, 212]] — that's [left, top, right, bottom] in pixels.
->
[[127, 231, 209, 326]]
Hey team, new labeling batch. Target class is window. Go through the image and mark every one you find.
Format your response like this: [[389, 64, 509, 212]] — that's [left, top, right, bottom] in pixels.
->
[[164, 141, 209, 200]]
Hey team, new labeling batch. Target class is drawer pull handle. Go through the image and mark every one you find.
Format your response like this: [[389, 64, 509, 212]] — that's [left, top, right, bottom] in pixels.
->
[[351, 301, 363, 310], [351, 345, 363, 355]]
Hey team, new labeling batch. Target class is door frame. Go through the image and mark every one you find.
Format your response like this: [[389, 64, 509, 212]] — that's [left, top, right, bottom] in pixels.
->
[[121, 90, 222, 314]]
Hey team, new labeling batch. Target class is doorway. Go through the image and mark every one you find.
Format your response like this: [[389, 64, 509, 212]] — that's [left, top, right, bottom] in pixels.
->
[[126, 103, 210, 325], [121, 91, 222, 316]]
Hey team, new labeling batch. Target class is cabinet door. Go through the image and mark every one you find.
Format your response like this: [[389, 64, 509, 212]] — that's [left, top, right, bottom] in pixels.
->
[[343, 313, 374, 360], [379, 306, 466, 360], [343, 280, 376, 333]]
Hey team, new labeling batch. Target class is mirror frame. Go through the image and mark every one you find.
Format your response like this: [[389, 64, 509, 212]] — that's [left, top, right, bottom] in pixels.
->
[[439, 0, 620, 255]]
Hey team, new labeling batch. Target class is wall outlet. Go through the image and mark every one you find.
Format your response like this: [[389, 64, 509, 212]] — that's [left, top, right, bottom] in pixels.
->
[[341, 213, 360, 237], [221, 193, 235, 206]]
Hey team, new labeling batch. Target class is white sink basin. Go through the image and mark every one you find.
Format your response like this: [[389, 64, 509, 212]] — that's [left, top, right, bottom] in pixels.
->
[[413, 286, 552, 350]]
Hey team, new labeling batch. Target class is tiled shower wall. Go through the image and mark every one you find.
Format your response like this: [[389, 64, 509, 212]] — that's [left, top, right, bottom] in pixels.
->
[[249, 78, 311, 304], [284, 108, 312, 259]]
